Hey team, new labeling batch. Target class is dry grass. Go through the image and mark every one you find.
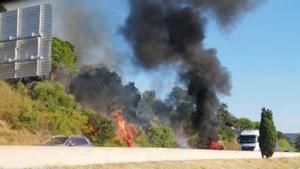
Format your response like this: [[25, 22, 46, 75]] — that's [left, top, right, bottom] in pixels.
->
[[0, 120, 46, 145], [220, 139, 240, 150], [51, 158, 300, 169]]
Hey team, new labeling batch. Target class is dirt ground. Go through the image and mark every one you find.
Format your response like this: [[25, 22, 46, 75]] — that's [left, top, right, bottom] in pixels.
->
[[54, 157, 300, 169]]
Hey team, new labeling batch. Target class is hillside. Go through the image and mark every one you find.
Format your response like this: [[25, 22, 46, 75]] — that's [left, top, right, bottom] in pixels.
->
[[0, 120, 46, 145], [285, 133, 299, 143]]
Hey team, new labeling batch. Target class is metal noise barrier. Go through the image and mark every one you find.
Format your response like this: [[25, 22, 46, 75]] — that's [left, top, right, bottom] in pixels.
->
[[0, 3, 52, 79]]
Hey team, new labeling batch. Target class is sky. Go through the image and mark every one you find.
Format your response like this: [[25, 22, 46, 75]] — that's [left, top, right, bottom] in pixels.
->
[[4, 0, 300, 133]]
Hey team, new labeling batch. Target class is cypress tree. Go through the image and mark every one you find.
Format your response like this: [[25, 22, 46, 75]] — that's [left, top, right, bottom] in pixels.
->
[[259, 108, 277, 158]]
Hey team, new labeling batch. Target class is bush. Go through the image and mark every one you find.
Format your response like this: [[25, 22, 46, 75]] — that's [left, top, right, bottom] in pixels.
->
[[32, 82, 77, 111], [259, 108, 277, 158], [239, 118, 255, 130], [278, 138, 295, 152], [135, 129, 150, 147], [219, 126, 235, 141], [147, 126, 176, 148], [85, 112, 115, 146]]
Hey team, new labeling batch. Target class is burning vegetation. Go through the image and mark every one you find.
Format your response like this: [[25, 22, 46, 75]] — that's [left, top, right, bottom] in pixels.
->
[[112, 109, 137, 147]]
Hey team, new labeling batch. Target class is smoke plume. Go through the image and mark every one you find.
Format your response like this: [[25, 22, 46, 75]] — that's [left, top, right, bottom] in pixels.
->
[[51, 0, 117, 69], [69, 66, 142, 124], [122, 0, 262, 147]]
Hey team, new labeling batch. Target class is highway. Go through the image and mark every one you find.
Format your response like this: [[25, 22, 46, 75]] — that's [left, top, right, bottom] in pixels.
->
[[0, 146, 299, 168]]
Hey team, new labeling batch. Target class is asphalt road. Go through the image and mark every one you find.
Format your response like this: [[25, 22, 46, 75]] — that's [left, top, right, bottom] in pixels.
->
[[0, 146, 299, 168]]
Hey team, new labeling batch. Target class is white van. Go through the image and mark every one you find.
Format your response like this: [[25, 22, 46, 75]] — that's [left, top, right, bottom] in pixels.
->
[[239, 130, 260, 151]]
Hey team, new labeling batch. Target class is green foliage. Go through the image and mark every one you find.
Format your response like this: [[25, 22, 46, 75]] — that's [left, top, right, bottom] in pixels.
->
[[239, 118, 260, 130], [259, 108, 277, 158], [218, 104, 239, 129], [134, 129, 151, 147], [217, 104, 238, 142], [52, 37, 77, 69], [168, 87, 194, 129], [29, 82, 88, 135], [219, 126, 235, 141], [253, 121, 260, 129], [278, 138, 295, 152], [0, 4, 6, 12], [85, 112, 115, 146], [239, 118, 255, 130], [0, 81, 88, 135], [295, 134, 300, 152], [32, 82, 76, 111], [147, 126, 176, 148]]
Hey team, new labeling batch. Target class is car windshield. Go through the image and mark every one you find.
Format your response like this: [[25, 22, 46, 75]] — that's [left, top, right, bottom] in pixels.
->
[[44, 137, 68, 145], [240, 135, 256, 143]]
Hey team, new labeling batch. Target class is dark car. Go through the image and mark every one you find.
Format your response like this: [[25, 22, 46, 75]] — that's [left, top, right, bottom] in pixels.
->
[[42, 136, 93, 147]]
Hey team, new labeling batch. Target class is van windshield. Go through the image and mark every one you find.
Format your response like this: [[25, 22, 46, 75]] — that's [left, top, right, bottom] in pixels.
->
[[239, 135, 256, 143]]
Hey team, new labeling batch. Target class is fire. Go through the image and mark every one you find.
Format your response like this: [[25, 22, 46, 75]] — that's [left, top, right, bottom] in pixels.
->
[[112, 109, 137, 147], [208, 140, 224, 150]]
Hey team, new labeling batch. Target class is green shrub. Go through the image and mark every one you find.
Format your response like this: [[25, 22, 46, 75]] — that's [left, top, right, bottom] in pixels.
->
[[135, 129, 150, 147], [85, 112, 115, 146], [32, 82, 76, 111], [147, 126, 176, 148], [219, 126, 235, 141], [278, 138, 295, 152]]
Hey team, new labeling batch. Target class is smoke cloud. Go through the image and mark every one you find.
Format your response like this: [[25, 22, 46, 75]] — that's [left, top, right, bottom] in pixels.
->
[[122, 0, 262, 147], [51, 0, 117, 69], [69, 66, 142, 124]]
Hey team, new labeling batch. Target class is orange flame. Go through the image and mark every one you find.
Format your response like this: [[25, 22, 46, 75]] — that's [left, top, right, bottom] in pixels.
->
[[112, 109, 137, 147], [208, 140, 224, 150]]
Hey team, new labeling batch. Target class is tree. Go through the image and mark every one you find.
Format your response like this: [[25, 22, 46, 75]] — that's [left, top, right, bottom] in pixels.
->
[[295, 134, 300, 152], [218, 103, 239, 129], [239, 118, 255, 130], [0, 4, 6, 12], [147, 126, 176, 148], [259, 108, 277, 158], [217, 103, 239, 141], [168, 87, 194, 129], [28, 82, 88, 135], [32, 82, 77, 111], [51, 37, 77, 80]]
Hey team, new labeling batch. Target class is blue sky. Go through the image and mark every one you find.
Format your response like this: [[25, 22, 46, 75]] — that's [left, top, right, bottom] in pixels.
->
[[95, 0, 300, 133]]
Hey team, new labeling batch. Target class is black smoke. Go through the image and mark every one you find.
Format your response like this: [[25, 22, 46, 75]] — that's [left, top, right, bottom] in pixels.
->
[[122, 0, 262, 148], [69, 66, 142, 124]]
